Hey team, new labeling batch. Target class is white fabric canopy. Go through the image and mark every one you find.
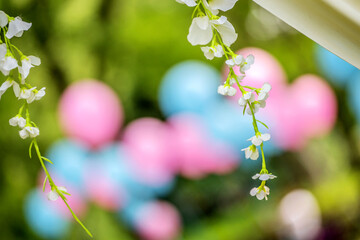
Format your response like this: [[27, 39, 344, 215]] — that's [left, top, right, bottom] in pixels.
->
[[253, 0, 360, 69]]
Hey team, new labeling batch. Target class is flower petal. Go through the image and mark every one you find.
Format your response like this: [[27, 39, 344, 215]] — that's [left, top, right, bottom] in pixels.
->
[[187, 17, 212, 46], [0, 11, 8, 28], [176, 0, 197, 7], [259, 174, 270, 181], [251, 136, 262, 146], [28, 56, 41, 66], [256, 191, 265, 200], [0, 43, 7, 59], [250, 148, 259, 160], [250, 187, 258, 196], [47, 190, 59, 201], [261, 133, 271, 142], [252, 173, 260, 179], [209, 0, 238, 12], [215, 20, 237, 46]]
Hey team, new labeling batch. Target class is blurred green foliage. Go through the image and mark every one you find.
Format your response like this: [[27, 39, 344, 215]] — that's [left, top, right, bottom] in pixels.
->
[[0, 0, 359, 239]]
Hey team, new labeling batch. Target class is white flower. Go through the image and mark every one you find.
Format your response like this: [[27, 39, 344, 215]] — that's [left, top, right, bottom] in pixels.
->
[[225, 54, 244, 67], [176, 0, 197, 7], [248, 133, 271, 146], [240, 54, 255, 73], [238, 91, 255, 107], [245, 102, 260, 115], [0, 11, 8, 28], [258, 82, 272, 101], [9, 116, 26, 128], [252, 173, 277, 181], [0, 56, 18, 76], [5, 17, 32, 39], [201, 45, 224, 60], [250, 186, 270, 200], [47, 186, 68, 201], [217, 84, 236, 96], [0, 80, 19, 100], [187, 16, 237, 46], [18, 56, 41, 82], [241, 145, 259, 160], [203, 0, 238, 14], [18, 87, 36, 103], [19, 126, 39, 139], [34, 87, 46, 101], [0, 43, 7, 60]]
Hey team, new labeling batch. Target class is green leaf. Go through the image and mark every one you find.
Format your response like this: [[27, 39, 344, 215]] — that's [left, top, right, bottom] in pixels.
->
[[29, 140, 34, 158], [41, 156, 53, 164], [42, 176, 48, 192], [256, 119, 269, 129]]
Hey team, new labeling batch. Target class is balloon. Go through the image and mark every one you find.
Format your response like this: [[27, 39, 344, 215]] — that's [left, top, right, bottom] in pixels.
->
[[119, 198, 150, 227], [38, 172, 88, 219], [58, 80, 123, 148], [24, 189, 70, 239], [159, 61, 221, 117], [85, 145, 128, 210], [133, 201, 181, 240], [222, 47, 287, 100], [168, 113, 238, 178], [316, 45, 359, 87], [45, 139, 89, 190], [347, 72, 360, 122], [122, 118, 177, 185], [268, 75, 337, 150], [85, 144, 173, 210]]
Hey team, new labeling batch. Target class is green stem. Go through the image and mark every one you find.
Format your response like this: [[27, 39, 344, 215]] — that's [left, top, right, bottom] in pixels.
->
[[260, 144, 266, 170]]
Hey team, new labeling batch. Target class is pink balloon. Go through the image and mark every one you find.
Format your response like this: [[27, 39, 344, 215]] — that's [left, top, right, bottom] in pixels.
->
[[121, 118, 177, 185], [84, 164, 127, 211], [134, 201, 181, 240], [168, 114, 238, 179], [267, 75, 337, 150], [291, 75, 337, 138], [59, 80, 123, 149], [222, 47, 287, 100], [38, 172, 87, 219]]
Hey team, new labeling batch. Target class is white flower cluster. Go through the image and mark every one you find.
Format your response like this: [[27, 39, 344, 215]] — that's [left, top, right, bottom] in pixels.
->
[[0, 11, 44, 139], [47, 186, 68, 201], [250, 172, 277, 200], [238, 82, 271, 115], [176, 1, 277, 201]]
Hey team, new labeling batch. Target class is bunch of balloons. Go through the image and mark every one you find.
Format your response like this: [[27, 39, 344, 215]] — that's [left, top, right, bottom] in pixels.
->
[[24, 45, 339, 239]]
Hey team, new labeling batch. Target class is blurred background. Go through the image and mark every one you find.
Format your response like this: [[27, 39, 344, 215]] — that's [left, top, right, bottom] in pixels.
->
[[0, 0, 360, 239]]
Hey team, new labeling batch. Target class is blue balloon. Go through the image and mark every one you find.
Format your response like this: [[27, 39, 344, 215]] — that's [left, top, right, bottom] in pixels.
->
[[24, 189, 70, 239], [93, 144, 175, 202], [159, 61, 221, 117], [201, 100, 255, 154], [200, 100, 280, 169], [118, 198, 150, 227], [46, 139, 89, 190], [316, 45, 359, 87], [347, 72, 360, 122]]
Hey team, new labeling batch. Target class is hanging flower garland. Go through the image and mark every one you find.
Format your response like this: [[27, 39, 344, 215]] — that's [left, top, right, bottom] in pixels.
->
[[176, 0, 276, 200], [0, 11, 92, 237]]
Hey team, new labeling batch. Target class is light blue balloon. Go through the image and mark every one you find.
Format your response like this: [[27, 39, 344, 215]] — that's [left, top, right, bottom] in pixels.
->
[[348, 72, 360, 122], [46, 139, 89, 190], [93, 144, 175, 202], [24, 189, 70, 239], [200, 100, 281, 169], [118, 198, 150, 228], [201, 100, 255, 155], [316, 45, 359, 87], [159, 61, 221, 117]]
